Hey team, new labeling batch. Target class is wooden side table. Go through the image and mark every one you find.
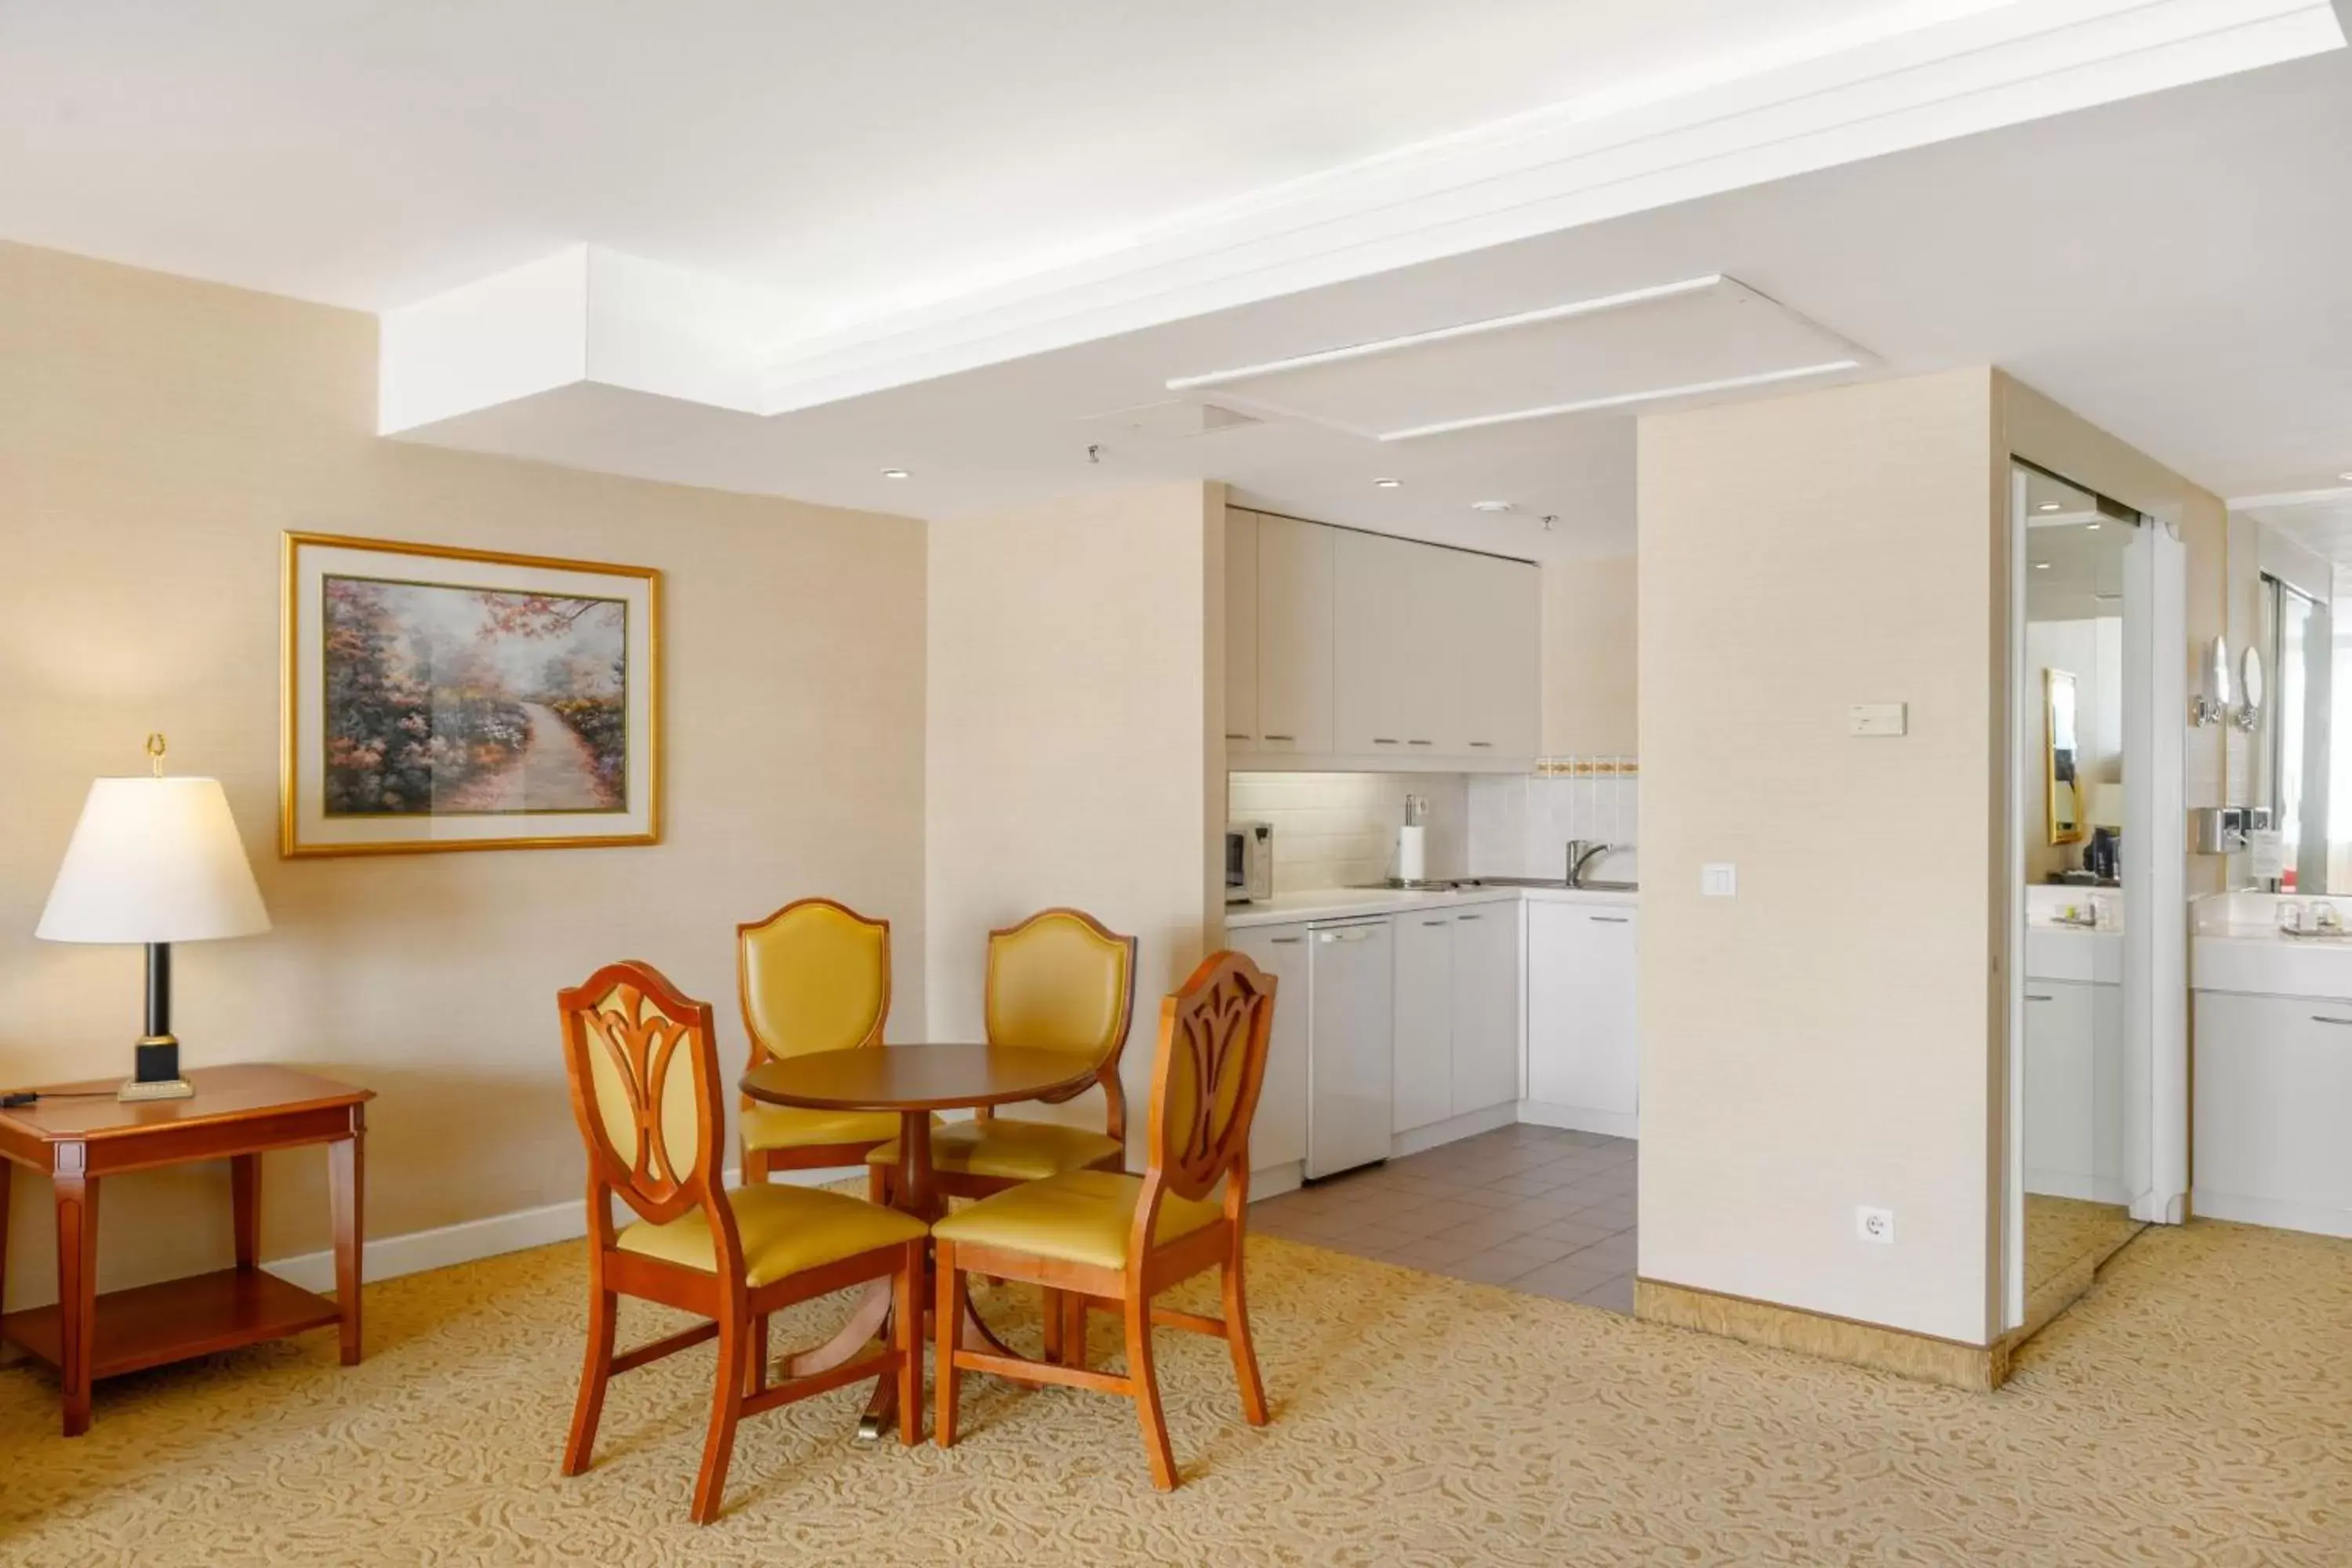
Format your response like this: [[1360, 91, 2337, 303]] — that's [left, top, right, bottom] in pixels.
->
[[0, 1063, 373, 1436]]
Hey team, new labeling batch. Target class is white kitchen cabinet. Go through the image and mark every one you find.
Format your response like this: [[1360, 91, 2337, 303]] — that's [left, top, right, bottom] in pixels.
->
[[1449, 904, 1520, 1114], [1525, 902, 1637, 1134], [1254, 512, 1334, 753], [1334, 528, 1445, 758], [1223, 508, 1259, 750], [1238, 509, 1537, 770], [1449, 549, 1541, 759], [1392, 912, 1455, 1133], [1232, 922, 1311, 1174]]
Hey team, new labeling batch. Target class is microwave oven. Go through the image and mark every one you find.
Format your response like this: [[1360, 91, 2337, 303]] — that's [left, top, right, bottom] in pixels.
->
[[1225, 821, 1273, 905]]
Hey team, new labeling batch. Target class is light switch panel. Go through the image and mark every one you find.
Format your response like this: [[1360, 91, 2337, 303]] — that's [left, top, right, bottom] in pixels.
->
[[1701, 863, 1737, 898], [1849, 702, 1908, 737]]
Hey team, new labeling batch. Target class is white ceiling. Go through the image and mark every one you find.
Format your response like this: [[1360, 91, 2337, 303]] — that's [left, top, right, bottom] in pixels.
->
[[2237, 488, 2352, 572], [5, 2, 2350, 564], [0, 0, 1889, 318]]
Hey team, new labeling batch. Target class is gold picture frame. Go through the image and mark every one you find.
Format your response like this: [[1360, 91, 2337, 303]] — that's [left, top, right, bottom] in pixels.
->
[[281, 532, 662, 858], [2045, 667, 2085, 847]]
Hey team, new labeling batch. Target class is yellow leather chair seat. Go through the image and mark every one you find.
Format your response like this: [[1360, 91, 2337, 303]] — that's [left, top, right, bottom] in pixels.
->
[[930, 1168, 1221, 1272], [615, 1182, 927, 1289], [742, 1103, 910, 1152], [865, 1117, 1123, 1182]]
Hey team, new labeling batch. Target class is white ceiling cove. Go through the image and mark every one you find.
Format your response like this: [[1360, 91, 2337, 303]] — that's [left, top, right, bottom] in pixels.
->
[[1166, 277, 1870, 443]]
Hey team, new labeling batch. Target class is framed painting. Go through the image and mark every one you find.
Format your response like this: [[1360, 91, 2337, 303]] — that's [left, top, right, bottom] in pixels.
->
[[281, 532, 661, 857]]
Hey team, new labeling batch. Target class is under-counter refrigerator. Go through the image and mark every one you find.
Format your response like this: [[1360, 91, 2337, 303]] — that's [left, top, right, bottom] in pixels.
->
[[1305, 916, 1394, 1179]]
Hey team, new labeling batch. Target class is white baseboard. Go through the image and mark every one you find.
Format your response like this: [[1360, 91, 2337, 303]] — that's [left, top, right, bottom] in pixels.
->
[[263, 1163, 858, 1297], [1392, 1102, 1517, 1158], [1515, 1101, 1637, 1140], [257, 1098, 1637, 1302], [264, 1193, 587, 1297], [2190, 1188, 2352, 1240]]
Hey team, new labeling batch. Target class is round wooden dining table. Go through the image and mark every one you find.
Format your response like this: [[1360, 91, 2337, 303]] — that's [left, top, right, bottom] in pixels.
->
[[740, 1043, 1099, 1437]]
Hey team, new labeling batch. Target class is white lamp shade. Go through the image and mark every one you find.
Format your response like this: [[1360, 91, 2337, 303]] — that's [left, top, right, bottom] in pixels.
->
[[36, 776, 271, 944], [2089, 782, 2126, 829]]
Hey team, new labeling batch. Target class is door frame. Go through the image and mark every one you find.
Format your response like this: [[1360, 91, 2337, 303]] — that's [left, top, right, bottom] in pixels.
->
[[2002, 464, 2188, 1331]]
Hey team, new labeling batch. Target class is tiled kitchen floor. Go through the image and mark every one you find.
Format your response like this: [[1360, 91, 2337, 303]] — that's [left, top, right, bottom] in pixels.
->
[[1248, 1123, 1639, 1313]]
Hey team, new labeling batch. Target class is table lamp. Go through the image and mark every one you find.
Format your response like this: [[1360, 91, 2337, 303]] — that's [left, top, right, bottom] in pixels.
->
[[34, 735, 271, 1101]]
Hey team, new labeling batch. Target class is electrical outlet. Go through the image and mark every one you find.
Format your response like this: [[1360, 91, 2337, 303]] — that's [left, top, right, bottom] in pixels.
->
[[1857, 1206, 1896, 1245], [1701, 862, 1737, 898]]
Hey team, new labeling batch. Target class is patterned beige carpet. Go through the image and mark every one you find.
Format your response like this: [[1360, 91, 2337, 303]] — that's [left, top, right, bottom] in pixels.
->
[[2024, 1192, 2144, 1299], [4, 1220, 2348, 1566]]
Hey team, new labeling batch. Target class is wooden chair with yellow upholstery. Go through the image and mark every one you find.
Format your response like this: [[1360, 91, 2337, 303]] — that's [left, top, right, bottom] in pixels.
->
[[930, 949, 1278, 1490], [738, 898, 912, 1184], [866, 906, 1138, 1210], [557, 960, 927, 1525]]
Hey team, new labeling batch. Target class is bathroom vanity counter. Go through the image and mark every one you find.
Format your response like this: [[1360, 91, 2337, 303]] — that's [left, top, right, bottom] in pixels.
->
[[2190, 893, 2352, 1239]]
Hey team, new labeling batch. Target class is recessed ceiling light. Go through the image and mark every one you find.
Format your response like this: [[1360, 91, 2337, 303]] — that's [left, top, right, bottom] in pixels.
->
[[2037, 502, 2061, 512], [1374, 477, 1403, 488], [1470, 500, 1515, 514], [2086, 522, 2100, 530], [2034, 561, 2052, 570], [881, 467, 910, 479], [2339, 471, 2352, 482]]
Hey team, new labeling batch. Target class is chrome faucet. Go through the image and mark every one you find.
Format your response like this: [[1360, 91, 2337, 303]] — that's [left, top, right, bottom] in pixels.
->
[[1565, 840, 1615, 888]]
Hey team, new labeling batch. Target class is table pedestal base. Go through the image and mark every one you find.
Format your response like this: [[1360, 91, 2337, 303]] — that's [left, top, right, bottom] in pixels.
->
[[758, 1106, 1028, 1439]]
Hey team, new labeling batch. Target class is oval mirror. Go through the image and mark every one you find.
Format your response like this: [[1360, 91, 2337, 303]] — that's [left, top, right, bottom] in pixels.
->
[[2209, 634, 2233, 707], [2241, 644, 2265, 712]]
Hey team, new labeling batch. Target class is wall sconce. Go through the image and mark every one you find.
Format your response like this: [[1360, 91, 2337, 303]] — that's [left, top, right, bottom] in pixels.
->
[[2190, 634, 2231, 728], [2233, 644, 2264, 732]]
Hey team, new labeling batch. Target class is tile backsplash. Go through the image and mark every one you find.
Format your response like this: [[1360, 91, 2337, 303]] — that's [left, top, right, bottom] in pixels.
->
[[1466, 773, 1639, 883], [1228, 769, 1639, 892], [1228, 773, 1468, 893]]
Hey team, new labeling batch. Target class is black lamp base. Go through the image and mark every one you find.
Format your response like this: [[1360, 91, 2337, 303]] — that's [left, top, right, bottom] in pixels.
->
[[122, 944, 195, 1102], [135, 1036, 182, 1083], [121, 1039, 194, 1101]]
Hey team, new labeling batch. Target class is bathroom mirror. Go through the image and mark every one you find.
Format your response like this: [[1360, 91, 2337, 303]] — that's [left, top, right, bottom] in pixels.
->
[[2252, 573, 2332, 891], [2192, 633, 2233, 726], [2046, 668, 2085, 845]]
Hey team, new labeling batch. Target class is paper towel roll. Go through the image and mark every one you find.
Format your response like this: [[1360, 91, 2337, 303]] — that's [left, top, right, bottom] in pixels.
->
[[1396, 824, 1426, 884]]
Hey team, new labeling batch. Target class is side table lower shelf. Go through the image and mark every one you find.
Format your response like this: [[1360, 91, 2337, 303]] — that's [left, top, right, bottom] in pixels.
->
[[2, 1268, 343, 1381]]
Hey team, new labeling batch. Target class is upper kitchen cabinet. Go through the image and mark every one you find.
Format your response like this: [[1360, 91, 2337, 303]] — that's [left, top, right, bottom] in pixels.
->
[[1446, 548, 1540, 759], [1228, 506, 1537, 771], [1224, 509, 1260, 748], [1255, 512, 1334, 753], [1334, 528, 1450, 757]]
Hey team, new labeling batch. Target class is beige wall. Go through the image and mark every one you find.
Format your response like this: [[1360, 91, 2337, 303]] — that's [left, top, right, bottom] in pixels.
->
[[1639, 368, 2229, 1347], [1541, 556, 1638, 757], [0, 241, 927, 1309], [1638, 368, 2005, 1344], [924, 483, 1224, 1159]]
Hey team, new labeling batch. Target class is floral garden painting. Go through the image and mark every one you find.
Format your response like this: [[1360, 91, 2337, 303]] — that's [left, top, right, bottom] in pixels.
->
[[321, 575, 629, 816]]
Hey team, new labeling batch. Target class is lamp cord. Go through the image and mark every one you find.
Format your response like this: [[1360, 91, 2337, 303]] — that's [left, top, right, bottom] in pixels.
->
[[1, 1090, 120, 1109]]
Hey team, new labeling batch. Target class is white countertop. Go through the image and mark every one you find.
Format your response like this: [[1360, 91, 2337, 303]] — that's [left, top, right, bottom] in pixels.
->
[[2191, 892, 2352, 999], [1225, 884, 1636, 929]]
